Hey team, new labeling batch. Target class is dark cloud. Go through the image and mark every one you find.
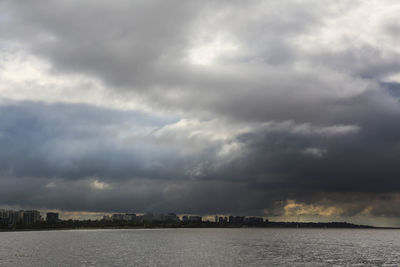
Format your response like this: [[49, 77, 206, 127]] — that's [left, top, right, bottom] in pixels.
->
[[1, 1, 400, 223], [382, 82, 400, 98], [0, 101, 182, 180], [1, 96, 400, 218], [0, 0, 354, 123]]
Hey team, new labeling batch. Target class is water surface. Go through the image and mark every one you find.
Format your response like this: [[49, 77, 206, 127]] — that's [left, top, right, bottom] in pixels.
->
[[0, 228, 399, 266]]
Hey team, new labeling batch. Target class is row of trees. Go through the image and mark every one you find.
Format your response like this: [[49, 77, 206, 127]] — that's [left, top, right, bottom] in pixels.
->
[[0, 219, 373, 230]]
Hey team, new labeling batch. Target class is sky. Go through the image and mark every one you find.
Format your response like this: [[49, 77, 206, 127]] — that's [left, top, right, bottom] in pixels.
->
[[1, 0, 400, 226]]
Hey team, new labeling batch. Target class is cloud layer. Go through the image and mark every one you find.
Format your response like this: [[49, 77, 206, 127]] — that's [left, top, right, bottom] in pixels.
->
[[1, 0, 400, 224]]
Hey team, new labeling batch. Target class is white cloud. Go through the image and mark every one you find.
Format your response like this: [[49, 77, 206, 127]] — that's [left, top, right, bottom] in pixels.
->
[[0, 48, 152, 113], [260, 121, 360, 137], [302, 147, 327, 158], [187, 35, 239, 66], [44, 182, 56, 188], [290, 123, 360, 137], [90, 179, 111, 190]]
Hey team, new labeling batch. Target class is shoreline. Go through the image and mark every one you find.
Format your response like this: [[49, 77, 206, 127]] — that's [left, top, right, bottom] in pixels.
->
[[2, 225, 395, 233]]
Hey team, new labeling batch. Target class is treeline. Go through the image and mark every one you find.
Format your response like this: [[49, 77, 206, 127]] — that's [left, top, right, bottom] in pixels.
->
[[0, 220, 374, 231]]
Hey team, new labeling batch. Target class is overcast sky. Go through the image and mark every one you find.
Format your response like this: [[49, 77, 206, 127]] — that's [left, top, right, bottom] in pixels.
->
[[1, 0, 400, 226]]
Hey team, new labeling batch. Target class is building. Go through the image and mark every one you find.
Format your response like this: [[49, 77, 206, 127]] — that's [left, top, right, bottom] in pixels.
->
[[46, 212, 59, 223], [111, 214, 125, 221], [135, 215, 144, 223], [155, 214, 165, 221], [165, 213, 179, 222], [244, 217, 264, 225], [125, 213, 137, 221], [235, 216, 245, 224], [229, 216, 245, 224], [143, 212, 154, 222], [0, 210, 4, 223], [0, 210, 21, 225], [7, 210, 21, 225], [1, 210, 41, 226], [188, 216, 202, 223], [23, 210, 41, 225], [219, 217, 228, 223]]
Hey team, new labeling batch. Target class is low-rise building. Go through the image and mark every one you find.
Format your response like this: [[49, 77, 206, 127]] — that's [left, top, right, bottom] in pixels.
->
[[219, 217, 228, 223], [111, 214, 125, 221], [125, 213, 137, 221], [143, 212, 154, 222], [189, 216, 202, 223], [165, 213, 179, 222], [46, 212, 59, 223]]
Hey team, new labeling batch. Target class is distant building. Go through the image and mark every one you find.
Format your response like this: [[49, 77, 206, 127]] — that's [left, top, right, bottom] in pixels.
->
[[107, 213, 138, 222], [228, 216, 245, 224], [7, 210, 21, 225], [46, 212, 59, 223], [1, 210, 31, 225], [182, 216, 188, 222], [219, 217, 228, 223], [125, 213, 137, 221], [235, 216, 245, 224], [18, 210, 24, 222], [111, 214, 124, 221], [0, 210, 5, 225], [188, 216, 202, 223], [155, 214, 165, 221], [165, 213, 179, 222], [143, 212, 154, 222], [23, 210, 41, 225], [135, 215, 144, 223], [0, 210, 20, 225], [244, 217, 264, 225]]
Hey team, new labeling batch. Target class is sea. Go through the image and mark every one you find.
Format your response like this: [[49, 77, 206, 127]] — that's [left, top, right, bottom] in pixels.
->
[[0, 228, 399, 266]]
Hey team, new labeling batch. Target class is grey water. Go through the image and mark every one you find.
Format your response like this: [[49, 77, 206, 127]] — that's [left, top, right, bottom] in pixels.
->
[[0, 228, 399, 266]]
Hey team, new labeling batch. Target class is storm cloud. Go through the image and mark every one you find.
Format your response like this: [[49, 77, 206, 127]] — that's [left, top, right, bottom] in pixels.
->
[[1, 0, 400, 225]]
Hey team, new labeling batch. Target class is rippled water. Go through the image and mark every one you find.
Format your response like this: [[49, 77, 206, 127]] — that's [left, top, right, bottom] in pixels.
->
[[0, 228, 400, 266]]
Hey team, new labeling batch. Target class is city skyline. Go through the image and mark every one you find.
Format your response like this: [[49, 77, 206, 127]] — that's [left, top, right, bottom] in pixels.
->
[[1, 208, 269, 225], [2, 0, 400, 227]]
